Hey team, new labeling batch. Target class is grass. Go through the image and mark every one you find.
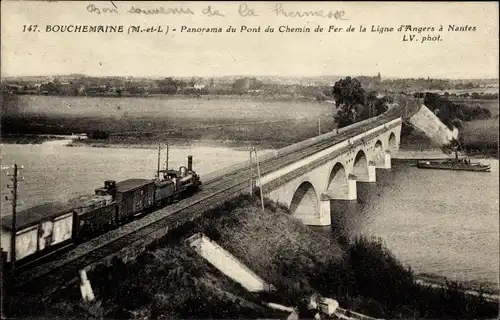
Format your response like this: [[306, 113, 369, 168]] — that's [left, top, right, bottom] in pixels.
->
[[3, 113, 337, 150], [460, 119, 499, 158], [193, 196, 499, 319], [5, 195, 499, 319], [0, 134, 65, 144], [7, 95, 333, 121], [449, 99, 499, 117], [2, 95, 337, 149], [6, 240, 284, 319]]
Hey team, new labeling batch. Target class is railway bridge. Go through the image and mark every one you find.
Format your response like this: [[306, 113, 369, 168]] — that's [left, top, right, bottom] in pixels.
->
[[258, 118, 401, 225], [7, 105, 405, 301]]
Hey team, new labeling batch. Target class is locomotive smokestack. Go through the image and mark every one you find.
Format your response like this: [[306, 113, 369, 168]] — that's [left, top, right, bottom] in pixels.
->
[[187, 155, 193, 171]]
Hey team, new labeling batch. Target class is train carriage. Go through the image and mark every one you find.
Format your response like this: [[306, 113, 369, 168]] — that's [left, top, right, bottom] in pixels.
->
[[71, 194, 117, 241], [0, 202, 74, 264], [0, 154, 202, 270], [96, 179, 155, 222]]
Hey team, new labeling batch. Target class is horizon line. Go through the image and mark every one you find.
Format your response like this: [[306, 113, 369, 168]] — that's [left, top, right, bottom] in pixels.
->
[[2, 73, 499, 81]]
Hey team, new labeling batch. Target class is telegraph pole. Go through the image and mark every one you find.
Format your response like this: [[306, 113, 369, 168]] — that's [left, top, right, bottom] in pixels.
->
[[249, 147, 254, 195], [252, 147, 265, 212], [5, 164, 23, 271], [165, 142, 169, 171], [157, 144, 161, 180], [318, 118, 321, 136]]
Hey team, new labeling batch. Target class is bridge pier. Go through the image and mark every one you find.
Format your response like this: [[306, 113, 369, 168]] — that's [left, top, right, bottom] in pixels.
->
[[311, 194, 331, 226], [375, 150, 392, 169], [354, 161, 376, 183], [293, 197, 331, 226], [325, 174, 357, 200]]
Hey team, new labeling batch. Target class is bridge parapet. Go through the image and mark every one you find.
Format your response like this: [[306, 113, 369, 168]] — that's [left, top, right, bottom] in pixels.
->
[[204, 102, 403, 185]]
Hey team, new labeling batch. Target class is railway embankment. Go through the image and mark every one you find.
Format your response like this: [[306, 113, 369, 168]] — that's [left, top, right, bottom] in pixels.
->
[[7, 195, 498, 319]]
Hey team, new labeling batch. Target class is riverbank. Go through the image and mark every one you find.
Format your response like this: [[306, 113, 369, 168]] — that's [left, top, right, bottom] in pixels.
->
[[1, 134, 66, 145], [183, 195, 499, 318], [7, 195, 498, 319], [414, 273, 499, 299], [66, 137, 289, 151], [398, 120, 499, 160], [460, 118, 499, 159]]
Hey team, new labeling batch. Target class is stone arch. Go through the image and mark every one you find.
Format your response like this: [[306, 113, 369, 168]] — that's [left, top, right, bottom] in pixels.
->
[[289, 181, 319, 220], [325, 162, 355, 200], [388, 132, 397, 151], [353, 150, 369, 180], [373, 140, 384, 162], [327, 162, 347, 190]]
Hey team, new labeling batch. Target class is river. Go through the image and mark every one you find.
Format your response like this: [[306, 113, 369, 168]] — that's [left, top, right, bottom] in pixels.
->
[[326, 158, 499, 288], [0, 140, 258, 215], [1, 142, 498, 288]]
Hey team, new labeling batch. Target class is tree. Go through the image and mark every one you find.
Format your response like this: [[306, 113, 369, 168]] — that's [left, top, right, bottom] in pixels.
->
[[332, 77, 366, 128]]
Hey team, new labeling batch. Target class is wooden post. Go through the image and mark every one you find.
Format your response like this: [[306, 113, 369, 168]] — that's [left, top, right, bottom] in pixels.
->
[[165, 142, 169, 171], [1, 251, 7, 319], [157, 144, 161, 180], [249, 147, 253, 195], [253, 148, 265, 212], [5, 164, 21, 270]]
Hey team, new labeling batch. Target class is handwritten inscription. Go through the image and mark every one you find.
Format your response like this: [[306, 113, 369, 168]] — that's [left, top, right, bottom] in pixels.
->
[[87, 4, 118, 15], [273, 3, 347, 20], [127, 6, 194, 15], [85, 2, 348, 20], [202, 5, 225, 17], [238, 3, 258, 17], [27, 2, 476, 44]]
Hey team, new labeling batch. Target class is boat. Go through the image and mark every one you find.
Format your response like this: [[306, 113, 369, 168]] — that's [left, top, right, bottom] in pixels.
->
[[416, 149, 491, 172], [417, 160, 491, 172]]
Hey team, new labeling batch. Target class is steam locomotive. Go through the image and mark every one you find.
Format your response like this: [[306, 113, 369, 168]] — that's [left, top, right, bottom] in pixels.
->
[[0, 155, 202, 268]]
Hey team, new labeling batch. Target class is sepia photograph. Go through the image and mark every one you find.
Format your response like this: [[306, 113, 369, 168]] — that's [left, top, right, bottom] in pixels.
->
[[0, 1, 498, 319]]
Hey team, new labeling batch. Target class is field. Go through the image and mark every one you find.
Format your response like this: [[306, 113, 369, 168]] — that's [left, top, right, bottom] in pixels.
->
[[5, 95, 337, 149], [12, 95, 333, 120], [460, 119, 499, 157], [449, 99, 499, 158], [427, 88, 499, 95], [449, 99, 499, 117]]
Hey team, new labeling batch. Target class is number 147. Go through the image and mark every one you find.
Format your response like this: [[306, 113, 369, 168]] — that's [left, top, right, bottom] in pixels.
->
[[22, 25, 38, 32]]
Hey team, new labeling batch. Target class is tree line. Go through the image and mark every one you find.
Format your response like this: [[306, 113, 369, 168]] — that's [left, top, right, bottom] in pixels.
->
[[331, 77, 495, 129], [416, 92, 492, 129]]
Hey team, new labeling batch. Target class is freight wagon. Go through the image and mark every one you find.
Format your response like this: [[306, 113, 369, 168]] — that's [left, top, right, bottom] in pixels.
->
[[70, 194, 117, 241], [95, 179, 155, 222], [1, 203, 75, 264]]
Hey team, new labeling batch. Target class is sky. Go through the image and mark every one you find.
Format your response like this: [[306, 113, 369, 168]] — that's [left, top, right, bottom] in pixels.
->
[[1, 1, 498, 79]]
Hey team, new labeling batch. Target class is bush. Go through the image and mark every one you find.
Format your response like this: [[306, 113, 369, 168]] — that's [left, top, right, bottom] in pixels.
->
[[7, 195, 499, 319], [87, 130, 109, 139], [423, 92, 492, 127]]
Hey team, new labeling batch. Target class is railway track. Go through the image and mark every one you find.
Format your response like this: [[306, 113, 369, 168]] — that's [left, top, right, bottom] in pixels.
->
[[11, 108, 403, 297], [201, 106, 402, 190]]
